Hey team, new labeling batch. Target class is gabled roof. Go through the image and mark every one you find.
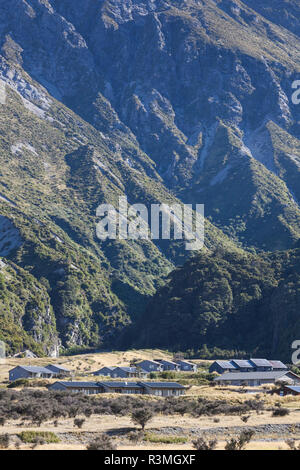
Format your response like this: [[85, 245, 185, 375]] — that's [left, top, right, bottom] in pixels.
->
[[137, 360, 162, 365], [214, 371, 291, 381], [114, 367, 148, 374], [285, 386, 300, 393], [12, 366, 53, 374], [98, 382, 141, 388], [269, 361, 288, 370], [54, 381, 100, 388], [214, 360, 237, 369], [139, 382, 185, 389], [156, 359, 178, 366], [231, 360, 254, 369], [46, 364, 71, 372], [115, 367, 138, 373], [250, 359, 273, 368], [176, 360, 196, 366]]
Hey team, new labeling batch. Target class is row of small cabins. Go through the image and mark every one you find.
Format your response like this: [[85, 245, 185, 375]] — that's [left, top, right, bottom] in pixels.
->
[[48, 381, 186, 396], [210, 359, 300, 388], [9, 359, 197, 382]]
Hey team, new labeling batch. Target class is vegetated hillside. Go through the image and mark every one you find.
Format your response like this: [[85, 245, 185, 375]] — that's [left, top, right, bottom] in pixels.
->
[[126, 246, 300, 360], [0, 17, 233, 355], [0, 0, 299, 355]]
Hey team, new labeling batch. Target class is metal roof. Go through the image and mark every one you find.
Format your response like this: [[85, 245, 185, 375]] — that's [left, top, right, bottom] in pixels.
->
[[139, 382, 185, 389], [215, 371, 290, 381], [250, 359, 273, 367], [51, 380, 186, 390], [55, 382, 100, 388], [214, 361, 237, 369], [98, 382, 141, 388], [46, 364, 71, 372], [231, 360, 254, 368], [285, 386, 300, 393], [115, 367, 139, 373], [269, 361, 288, 370], [156, 360, 178, 366], [176, 360, 196, 366], [137, 360, 162, 365], [14, 366, 54, 374]]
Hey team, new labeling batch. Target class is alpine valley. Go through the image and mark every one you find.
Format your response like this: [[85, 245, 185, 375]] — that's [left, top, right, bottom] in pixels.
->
[[0, 0, 299, 359]]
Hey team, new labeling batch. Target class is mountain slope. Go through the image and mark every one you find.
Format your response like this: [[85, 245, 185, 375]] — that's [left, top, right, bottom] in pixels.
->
[[127, 246, 300, 360], [0, 0, 300, 354], [0, 38, 233, 354]]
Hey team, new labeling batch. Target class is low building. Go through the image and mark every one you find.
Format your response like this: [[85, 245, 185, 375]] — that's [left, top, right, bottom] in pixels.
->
[[269, 361, 288, 372], [46, 364, 71, 377], [94, 367, 148, 379], [48, 381, 187, 396], [156, 360, 180, 372], [98, 382, 144, 394], [49, 381, 101, 395], [249, 359, 273, 372], [176, 360, 198, 372], [9, 366, 54, 382], [231, 360, 254, 372], [283, 385, 300, 396], [209, 360, 238, 374], [136, 360, 163, 373], [139, 382, 186, 396], [214, 371, 300, 387], [110, 367, 149, 379], [94, 367, 116, 377]]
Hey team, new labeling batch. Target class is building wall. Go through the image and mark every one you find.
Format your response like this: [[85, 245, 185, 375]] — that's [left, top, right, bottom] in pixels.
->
[[9, 368, 31, 381], [137, 361, 162, 372]]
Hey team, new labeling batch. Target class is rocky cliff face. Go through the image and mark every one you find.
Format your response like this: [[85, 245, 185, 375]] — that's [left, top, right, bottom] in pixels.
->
[[0, 0, 299, 354]]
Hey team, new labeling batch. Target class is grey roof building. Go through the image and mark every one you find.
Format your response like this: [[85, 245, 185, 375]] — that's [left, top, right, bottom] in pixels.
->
[[269, 361, 288, 371], [214, 371, 300, 387], [209, 360, 238, 374], [249, 359, 273, 371], [155, 360, 180, 371], [98, 382, 144, 394], [209, 358, 288, 375], [110, 367, 149, 379], [283, 385, 300, 396], [176, 360, 198, 372], [48, 381, 186, 396], [94, 366, 148, 378], [94, 367, 116, 377], [49, 381, 101, 394], [136, 360, 163, 373], [9, 366, 55, 382], [231, 360, 254, 372], [139, 382, 186, 396], [46, 364, 71, 376]]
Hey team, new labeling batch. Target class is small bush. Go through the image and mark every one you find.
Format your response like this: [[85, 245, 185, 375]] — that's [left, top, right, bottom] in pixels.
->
[[193, 437, 218, 451], [144, 433, 188, 444], [131, 408, 154, 431], [87, 434, 116, 450], [225, 431, 255, 451], [18, 431, 60, 444], [0, 434, 10, 449], [74, 418, 85, 429], [272, 408, 290, 417], [8, 379, 30, 389]]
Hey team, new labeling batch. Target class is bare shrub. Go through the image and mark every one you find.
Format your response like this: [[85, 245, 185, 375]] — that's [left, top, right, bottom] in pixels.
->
[[193, 436, 218, 451], [86, 434, 116, 451], [225, 430, 255, 451]]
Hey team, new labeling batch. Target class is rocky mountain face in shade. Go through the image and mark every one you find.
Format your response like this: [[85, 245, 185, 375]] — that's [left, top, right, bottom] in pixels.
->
[[0, 0, 299, 354]]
